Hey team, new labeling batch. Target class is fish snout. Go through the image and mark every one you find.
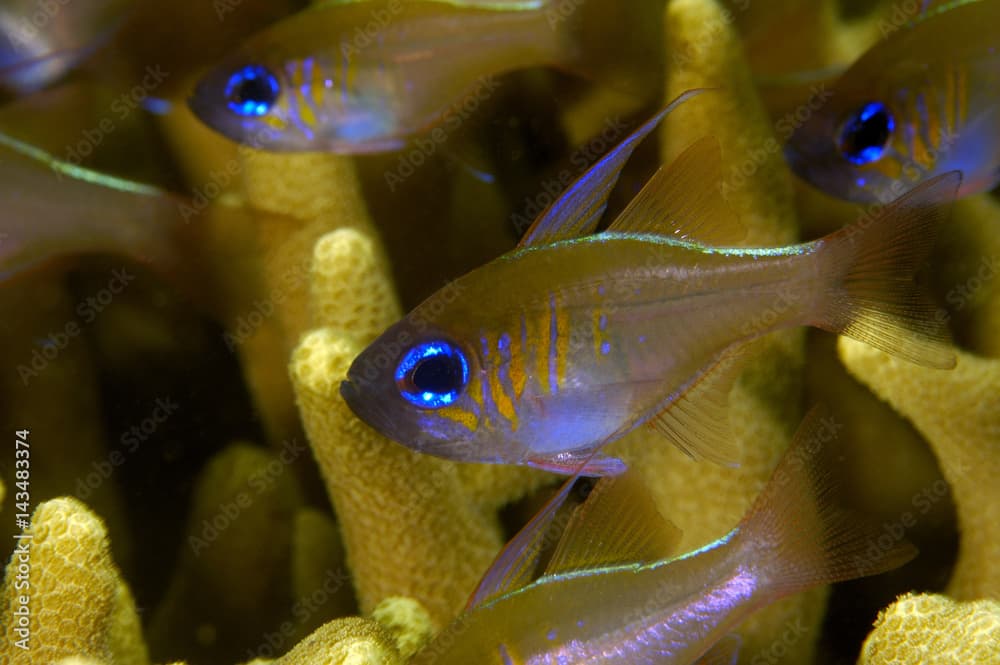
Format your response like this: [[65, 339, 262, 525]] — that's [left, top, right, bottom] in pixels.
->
[[339, 379, 361, 410]]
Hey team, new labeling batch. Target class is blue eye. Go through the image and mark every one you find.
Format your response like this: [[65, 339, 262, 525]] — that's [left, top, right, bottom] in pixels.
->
[[224, 64, 280, 117], [395, 341, 469, 409], [838, 102, 894, 165]]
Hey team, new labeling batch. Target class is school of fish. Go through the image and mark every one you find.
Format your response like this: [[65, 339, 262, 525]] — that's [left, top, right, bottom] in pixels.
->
[[0, 0, 991, 663]]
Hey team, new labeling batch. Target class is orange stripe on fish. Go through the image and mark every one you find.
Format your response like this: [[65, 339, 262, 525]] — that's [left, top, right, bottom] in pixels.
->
[[288, 59, 318, 129], [955, 65, 968, 130], [509, 315, 528, 401], [912, 91, 933, 170], [555, 297, 569, 394], [944, 64, 956, 135], [436, 404, 478, 433], [491, 333, 519, 431], [536, 297, 553, 396], [592, 309, 609, 361]]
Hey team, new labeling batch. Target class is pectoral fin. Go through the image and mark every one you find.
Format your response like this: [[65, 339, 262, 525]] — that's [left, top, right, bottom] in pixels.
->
[[647, 349, 746, 467]]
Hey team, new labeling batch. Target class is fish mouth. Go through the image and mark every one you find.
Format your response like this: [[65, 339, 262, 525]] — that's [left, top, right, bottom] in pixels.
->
[[339, 379, 361, 411], [339, 378, 391, 435]]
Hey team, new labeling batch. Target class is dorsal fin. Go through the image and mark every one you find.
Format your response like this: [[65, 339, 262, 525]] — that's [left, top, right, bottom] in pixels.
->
[[465, 474, 581, 610], [605, 136, 746, 246], [647, 348, 746, 467], [543, 469, 682, 576], [517, 88, 712, 248]]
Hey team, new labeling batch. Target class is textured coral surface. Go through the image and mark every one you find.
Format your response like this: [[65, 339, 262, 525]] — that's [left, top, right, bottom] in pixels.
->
[[859, 593, 1000, 664], [0, 0, 997, 664]]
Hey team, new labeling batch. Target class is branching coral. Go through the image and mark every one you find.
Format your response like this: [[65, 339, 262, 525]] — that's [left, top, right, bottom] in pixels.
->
[[839, 339, 1000, 600], [858, 592, 1000, 664], [0, 2, 996, 664], [0, 498, 148, 665], [147, 442, 308, 663], [247, 616, 400, 665], [369, 597, 435, 661], [288, 508, 358, 645], [0, 276, 131, 562]]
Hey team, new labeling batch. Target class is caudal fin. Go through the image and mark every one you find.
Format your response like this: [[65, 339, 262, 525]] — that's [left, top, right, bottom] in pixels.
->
[[811, 171, 961, 369], [737, 407, 918, 599]]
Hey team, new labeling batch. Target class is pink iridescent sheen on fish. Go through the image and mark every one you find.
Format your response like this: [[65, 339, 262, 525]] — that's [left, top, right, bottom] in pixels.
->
[[410, 408, 917, 664], [188, 0, 607, 152], [0, 0, 133, 93], [785, 0, 1000, 202], [340, 99, 959, 474]]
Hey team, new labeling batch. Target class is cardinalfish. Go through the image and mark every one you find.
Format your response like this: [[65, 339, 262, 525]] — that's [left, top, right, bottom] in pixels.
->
[[410, 408, 918, 665], [188, 0, 611, 153], [339, 96, 959, 474], [0, 131, 229, 312], [784, 0, 999, 203], [0, 0, 133, 93]]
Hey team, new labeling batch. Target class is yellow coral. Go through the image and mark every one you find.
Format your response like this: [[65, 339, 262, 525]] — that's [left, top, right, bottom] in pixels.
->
[[859, 593, 1000, 664], [0, 498, 148, 665], [839, 339, 1000, 600], [370, 596, 435, 660], [0, 276, 131, 561], [288, 508, 358, 645], [148, 442, 307, 663], [1, 2, 996, 664], [245, 617, 400, 665]]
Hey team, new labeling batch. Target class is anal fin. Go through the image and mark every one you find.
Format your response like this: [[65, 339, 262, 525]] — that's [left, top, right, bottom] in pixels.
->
[[696, 634, 741, 665], [544, 468, 682, 576]]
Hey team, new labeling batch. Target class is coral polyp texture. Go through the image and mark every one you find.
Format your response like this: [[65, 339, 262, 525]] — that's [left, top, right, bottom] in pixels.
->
[[0, 498, 148, 665], [0, 0, 998, 664], [859, 593, 1000, 664]]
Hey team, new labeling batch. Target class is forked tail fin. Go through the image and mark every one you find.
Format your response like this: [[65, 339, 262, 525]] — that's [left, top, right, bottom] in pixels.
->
[[811, 171, 961, 369], [737, 407, 918, 600]]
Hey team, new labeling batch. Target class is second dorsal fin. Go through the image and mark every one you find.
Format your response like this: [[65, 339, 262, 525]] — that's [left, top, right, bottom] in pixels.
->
[[517, 88, 712, 248], [543, 469, 682, 576], [605, 136, 746, 246]]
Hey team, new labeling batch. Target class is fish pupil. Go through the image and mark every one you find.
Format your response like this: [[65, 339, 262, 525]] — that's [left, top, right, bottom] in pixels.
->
[[839, 102, 894, 165], [225, 65, 280, 117], [412, 355, 463, 394]]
